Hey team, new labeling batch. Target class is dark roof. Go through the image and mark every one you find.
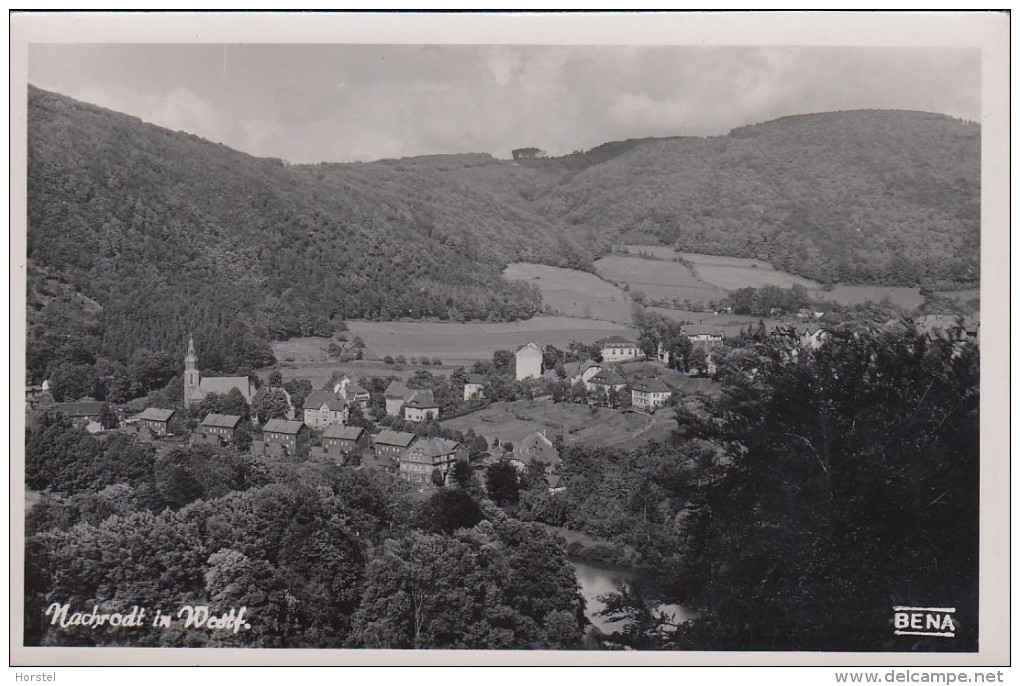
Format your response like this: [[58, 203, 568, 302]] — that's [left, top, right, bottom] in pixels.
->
[[598, 336, 637, 347], [405, 389, 438, 408], [384, 380, 410, 399], [263, 419, 306, 435], [53, 401, 105, 417], [630, 378, 671, 394], [466, 374, 487, 385], [321, 425, 366, 441], [406, 437, 464, 460], [589, 369, 628, 386], [514, 431, 561, 467], [684, 326, 723, 337], [374, 430, 417, 448], [137, 407, 176, 422], [303, 389, 346, 411], [345, 383, 370, 397], [201, 413, 242, 429]]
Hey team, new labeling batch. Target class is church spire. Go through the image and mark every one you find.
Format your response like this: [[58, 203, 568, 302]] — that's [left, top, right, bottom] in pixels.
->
[[187, 334, 195, 357]]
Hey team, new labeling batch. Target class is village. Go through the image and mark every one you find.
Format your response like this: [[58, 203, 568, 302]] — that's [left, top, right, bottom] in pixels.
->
[[27, 310, 977, 500]]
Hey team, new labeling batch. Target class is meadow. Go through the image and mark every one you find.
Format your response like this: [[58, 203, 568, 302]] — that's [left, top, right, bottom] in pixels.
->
[[271, 316, 638, 386], [503, 262, 634, 324], [442, 398, 677, 450], [348, 316, 637, 365], [609, 246, 941, 311], [594, 255, 726, 303]]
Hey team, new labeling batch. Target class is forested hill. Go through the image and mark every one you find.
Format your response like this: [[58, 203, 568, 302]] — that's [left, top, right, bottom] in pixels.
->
[[529, 110, 980, 286], [26, 86, 980, 392], [26, 86, 582, 386]]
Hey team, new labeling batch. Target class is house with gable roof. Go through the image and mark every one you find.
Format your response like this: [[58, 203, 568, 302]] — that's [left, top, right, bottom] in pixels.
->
[[261, 418, 309, 457], [399, 437, 468, 489], [134, 407, 178, 437], [630, 378, 672, 412], [303, 388, 350, 429], [515, 342, 543, 381], [598, 336, 641, 363], [192, 413, 242, 445], [403, 389, 440, 422], [384, 380, 411, 416]]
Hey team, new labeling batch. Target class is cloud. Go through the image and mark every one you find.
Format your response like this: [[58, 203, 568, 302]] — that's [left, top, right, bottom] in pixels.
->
[[29, 44, 982, 164], [142, 87, 229, 141]]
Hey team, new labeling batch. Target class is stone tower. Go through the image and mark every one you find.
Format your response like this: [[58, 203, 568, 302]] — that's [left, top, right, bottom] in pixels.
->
[[184, 334, 200, 410]]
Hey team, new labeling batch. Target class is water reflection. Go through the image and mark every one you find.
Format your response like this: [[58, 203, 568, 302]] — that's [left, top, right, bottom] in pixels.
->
[[569, 557, 693, 634]]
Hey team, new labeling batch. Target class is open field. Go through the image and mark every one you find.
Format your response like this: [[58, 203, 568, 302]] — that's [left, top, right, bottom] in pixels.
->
[[263, 349, 458, 389], [821, 285, 925, 310], [610, 247, 948, 311], [594, 255, 726, 303], [678, 252, 820, 291], [503, 262, 633, 323], [271, 316, 638, 386], [347, 316, 637, 365], [442, 398, 676, 450], [645, 307, 769, 335]]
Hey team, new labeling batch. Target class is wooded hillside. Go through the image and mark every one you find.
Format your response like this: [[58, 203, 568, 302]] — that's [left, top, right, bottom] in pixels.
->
[[26, 87, 980, 389]]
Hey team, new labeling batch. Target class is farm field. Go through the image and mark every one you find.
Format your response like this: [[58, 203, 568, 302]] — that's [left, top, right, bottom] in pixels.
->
[[348, 316, 637, 366], [821, 285, 925, 310], [644, 307, 769, 335], [503, 262, 633, 323], [677, 252, 820, 291], [594, 255, 726, 303], [263, 348, 455, 389], [612, 247, 943, 311], [442, 398, 676, 450]]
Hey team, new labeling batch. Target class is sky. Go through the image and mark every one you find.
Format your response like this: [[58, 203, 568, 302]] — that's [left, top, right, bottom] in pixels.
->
[[28, 44, 981, 164]]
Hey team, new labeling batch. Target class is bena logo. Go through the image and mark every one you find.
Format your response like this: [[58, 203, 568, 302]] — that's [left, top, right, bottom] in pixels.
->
[[893, 606, 956, 638]]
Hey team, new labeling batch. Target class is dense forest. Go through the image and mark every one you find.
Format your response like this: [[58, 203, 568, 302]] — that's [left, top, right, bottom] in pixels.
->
[[526, 110, 980, 287], [24, 422, 586, 649], [26, 87, 551, 386], [507, 322, 980, 651], [26, 87, 979, 395]]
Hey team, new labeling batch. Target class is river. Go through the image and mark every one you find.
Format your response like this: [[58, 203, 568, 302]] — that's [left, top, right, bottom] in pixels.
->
[[569, 557, 694, 634]]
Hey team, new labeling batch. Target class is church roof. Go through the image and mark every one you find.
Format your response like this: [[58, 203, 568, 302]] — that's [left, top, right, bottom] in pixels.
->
[[198, 376, 254, 400]]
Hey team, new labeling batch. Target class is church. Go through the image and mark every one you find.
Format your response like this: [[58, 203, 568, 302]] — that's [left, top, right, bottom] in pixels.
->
[[183, 335, 255, 411]]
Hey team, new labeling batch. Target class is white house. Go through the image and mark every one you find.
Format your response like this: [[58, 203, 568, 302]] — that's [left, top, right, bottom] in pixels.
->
[[384, 380, 411, 417], [302, 389, 350, 429], [403, 389, 440, 422], [515, 342, 544, 381], [463, 374, 486, 401], [630, 378, 672, 411], [567, 360, 603, 386], [598, 336, 641, 363]]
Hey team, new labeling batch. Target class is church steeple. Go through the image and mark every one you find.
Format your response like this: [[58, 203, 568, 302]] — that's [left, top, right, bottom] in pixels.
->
[[184, 334, 200, 410]]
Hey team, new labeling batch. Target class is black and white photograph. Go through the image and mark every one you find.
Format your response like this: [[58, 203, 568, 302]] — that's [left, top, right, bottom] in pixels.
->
[[10, 11, 1009, 669]]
